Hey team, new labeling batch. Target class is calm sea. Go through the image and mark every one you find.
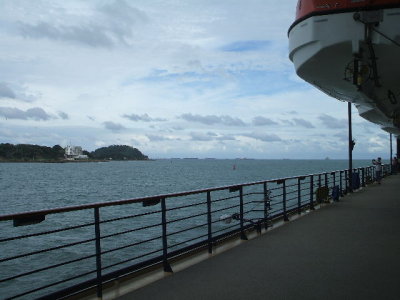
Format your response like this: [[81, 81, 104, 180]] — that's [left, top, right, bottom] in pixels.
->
[[0, 159, 372, 299], [0, 159, 371, 215]]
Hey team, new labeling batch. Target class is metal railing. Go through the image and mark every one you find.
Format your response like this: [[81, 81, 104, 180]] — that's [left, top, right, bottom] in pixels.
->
[[0, 165, 389, 299]]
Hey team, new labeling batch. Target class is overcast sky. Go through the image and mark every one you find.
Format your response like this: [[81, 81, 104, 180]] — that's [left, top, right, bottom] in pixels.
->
[[0, 0, 392, 159]]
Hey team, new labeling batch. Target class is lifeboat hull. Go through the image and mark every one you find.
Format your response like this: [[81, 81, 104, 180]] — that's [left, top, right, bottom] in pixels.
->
[[289, 5, 400, 135]]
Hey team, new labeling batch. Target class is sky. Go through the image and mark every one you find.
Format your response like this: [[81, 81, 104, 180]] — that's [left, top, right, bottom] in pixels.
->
[[0, 0, 393, 159]]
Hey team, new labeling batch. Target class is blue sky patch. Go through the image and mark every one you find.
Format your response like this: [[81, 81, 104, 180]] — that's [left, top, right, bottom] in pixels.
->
[[221, 40, 271, 52]]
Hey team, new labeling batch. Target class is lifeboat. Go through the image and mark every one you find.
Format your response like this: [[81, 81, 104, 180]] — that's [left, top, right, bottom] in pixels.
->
[[288, 0, 400, 135]]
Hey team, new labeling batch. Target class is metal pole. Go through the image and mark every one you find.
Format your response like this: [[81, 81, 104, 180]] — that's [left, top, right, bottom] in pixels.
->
[[309, 176, 315, 210], [94, 208, 103, 299], [339, 171, 343, 196], [325, 173, 328, 188], [239, 186, 247, 240], [263, 182, 269, 229], [282, 180, 288, 221], [348, 101, 353, 193], [297, 178, 301, 215], [390, 133, 393, 174], [362, 167, 365, 187], [161, 198, 173, 272], [397, 137, 400, 159], [206, 191, 212, 254], [318, 174, 321, 189]]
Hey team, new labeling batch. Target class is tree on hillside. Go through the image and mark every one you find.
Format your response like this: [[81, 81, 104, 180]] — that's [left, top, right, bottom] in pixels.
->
[[0, 143, 65, 160], [91, 145, 148, 160]]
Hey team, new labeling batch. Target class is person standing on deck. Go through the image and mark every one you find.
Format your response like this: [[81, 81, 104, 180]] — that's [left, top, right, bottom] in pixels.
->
[[392, 156, 398, 174], [372, 157, 383, 184]]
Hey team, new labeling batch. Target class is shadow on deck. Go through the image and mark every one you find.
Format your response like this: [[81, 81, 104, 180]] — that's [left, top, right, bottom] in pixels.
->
[[118, 175, 400, 299]]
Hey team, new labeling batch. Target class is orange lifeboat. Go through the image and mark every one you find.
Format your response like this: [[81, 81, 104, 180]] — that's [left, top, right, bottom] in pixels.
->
[[289, 0, 400, 135]]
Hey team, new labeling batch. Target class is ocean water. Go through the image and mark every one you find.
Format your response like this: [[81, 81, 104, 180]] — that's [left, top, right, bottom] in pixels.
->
[[0, 159, 372, 299], [0, 159, 372, 215]]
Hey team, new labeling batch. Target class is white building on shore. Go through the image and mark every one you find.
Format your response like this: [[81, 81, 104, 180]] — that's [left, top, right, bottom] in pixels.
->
[[64, 145, 88, 160]]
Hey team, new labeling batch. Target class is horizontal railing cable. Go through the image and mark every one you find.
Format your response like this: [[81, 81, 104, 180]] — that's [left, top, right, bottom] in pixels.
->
[[0, 238, 96, 263], [8, 268, 97, 300], [101, 248, 163, 272], [101, 235, 163, 256], [100, 209, 162, 224], [100, 222, 162, 240], [167, 212, 208, 224], [0, 222, 95, 243], [167, 222, 209, 237], [0, 253, 97, 283]]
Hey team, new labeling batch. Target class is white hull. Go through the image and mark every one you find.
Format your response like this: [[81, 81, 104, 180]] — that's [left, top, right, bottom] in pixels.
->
[[289, 8, 400, 136]]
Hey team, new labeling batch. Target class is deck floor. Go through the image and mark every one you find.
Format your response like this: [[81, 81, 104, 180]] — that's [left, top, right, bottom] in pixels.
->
[[118, 174, 400, 300]]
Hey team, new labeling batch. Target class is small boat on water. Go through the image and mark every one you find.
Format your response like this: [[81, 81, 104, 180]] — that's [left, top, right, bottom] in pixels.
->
[[288, 0, 400, 136]]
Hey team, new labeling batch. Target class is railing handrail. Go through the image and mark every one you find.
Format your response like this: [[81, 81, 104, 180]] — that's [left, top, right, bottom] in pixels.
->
[[0, 165, 378, 221]]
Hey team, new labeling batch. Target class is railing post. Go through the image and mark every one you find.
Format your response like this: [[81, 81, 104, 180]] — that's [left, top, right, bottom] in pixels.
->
[[263, 182, 269, 229], [161, 198, 173, 272], [309, 175, 315, 210], [297, 178, 301, 215], [339, 171, 343, 196], [278, 180, 289, 221], [331, 172, 339, 202], [206, 191, 212, 254], [362, 167, 365, 187], [318, 174, 322, 189], [372, 166, 376, 182], [325, 173, 328, 188], [368, 166, 372, 183], [239, 186, 248, 240], [94, 207, 103, 299], [344, 170, 348, 194]]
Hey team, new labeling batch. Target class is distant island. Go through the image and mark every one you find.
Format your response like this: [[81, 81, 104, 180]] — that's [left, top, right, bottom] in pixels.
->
[[91, 145, 148, 161], [0, 143, 148, 162]]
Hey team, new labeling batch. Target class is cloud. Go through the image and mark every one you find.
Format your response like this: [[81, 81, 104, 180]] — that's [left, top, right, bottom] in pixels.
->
[[123, 113, 166, 122], [0, 106, 52, 120], [243, 132, 282, 142], [221, 40, 270, 52], [333, 131, 348, 142], [0, 82, 36, 102], [190, 132, 214, 141], [0, 83, 16, 99], [292, 118, 315, 128], [252, 116, 278, 126], [171, 126, 185, 131], [100, 0, 149, 28], [146, 134, 173, 142], [19, 21, 115, 48], [17, 0, 148, 48], [280, 119, 294, 126], [180, 113, 246, 126], [103, 121, 125, 131], [319, 114, 347, 129], [58, 111, 69, 120], [216, 134, 236, 141]]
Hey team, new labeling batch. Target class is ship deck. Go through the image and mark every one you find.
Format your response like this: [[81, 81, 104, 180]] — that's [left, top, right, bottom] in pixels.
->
[[118, 174, 400, 299]]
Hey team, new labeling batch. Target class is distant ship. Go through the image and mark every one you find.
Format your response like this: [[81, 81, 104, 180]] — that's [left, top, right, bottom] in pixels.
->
[[289, 0, 400, 136]]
